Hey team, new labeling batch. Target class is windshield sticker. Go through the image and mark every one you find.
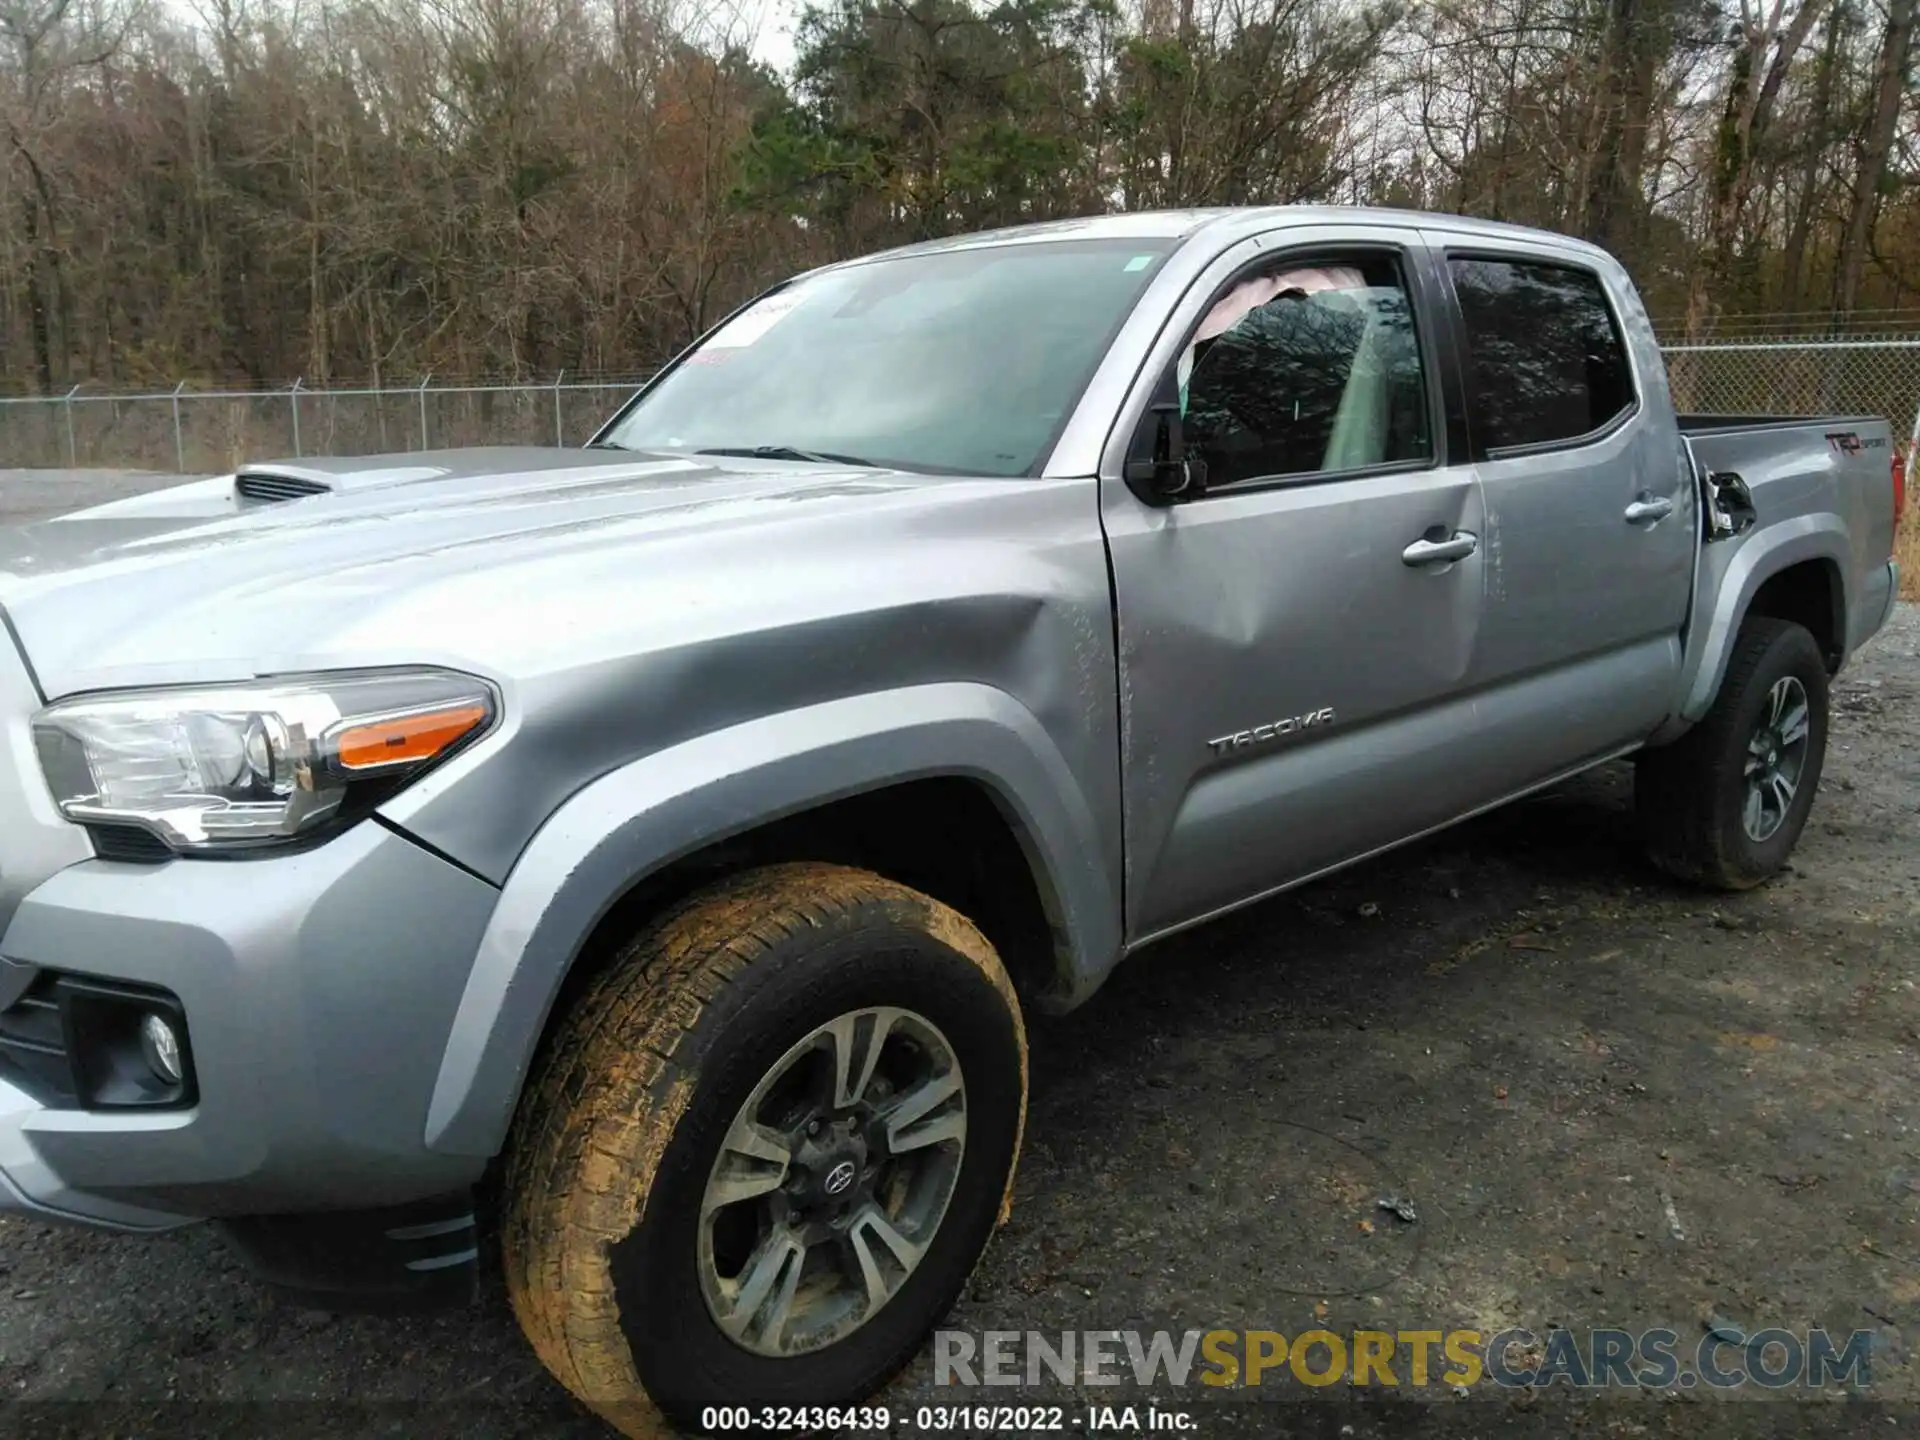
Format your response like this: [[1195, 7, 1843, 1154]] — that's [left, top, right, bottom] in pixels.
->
[[706, 291, 806, 348], [1124, 255, 1155, 272]]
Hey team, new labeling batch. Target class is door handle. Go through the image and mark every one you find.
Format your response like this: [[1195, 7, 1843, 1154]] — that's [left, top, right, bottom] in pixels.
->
[[1624, 494, 1675, 524], [1401, 531, 1478, 567]]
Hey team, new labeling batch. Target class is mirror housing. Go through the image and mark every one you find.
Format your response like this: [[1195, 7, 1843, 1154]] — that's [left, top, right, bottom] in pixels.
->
[[1124, 393, 1208, 505]]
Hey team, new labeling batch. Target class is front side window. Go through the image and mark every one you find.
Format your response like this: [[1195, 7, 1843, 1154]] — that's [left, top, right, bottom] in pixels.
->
[[1448, 258, 1634, 451], [1176, 257, 1432, 488], [599, 239, 1175, 477]]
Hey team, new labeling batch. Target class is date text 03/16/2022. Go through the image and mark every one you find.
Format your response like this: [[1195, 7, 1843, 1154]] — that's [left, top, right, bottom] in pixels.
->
[[696, 1406, 1199, 1433]]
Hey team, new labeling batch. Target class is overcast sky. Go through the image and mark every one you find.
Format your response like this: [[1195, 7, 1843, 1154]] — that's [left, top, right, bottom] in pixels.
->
[[758, 0, 802, 72], [730, 0, 802, 73]]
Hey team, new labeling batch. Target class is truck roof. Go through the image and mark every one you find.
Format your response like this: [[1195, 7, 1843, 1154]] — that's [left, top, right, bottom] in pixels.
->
[[844, 206, 1615, 268]]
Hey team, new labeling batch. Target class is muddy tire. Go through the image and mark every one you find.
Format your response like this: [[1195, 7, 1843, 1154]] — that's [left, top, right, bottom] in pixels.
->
[[500, 862, 1027, 1437], [1636, 616, 1829, 890]]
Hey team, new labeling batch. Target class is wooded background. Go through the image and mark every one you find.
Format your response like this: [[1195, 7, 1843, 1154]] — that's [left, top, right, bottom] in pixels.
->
[[2, 0, 1916, 393]]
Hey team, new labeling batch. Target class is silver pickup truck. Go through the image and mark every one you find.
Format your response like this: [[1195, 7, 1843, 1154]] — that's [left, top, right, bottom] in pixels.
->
[[0, 208, 1904, 1433]]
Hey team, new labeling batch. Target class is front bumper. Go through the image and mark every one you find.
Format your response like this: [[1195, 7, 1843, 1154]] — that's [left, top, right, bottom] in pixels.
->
[[0, 820, 499, 1229]]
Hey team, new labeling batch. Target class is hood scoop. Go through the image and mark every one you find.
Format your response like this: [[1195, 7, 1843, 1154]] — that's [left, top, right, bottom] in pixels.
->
[[235, 471, 333, 504], [227, 452, 561, 505]]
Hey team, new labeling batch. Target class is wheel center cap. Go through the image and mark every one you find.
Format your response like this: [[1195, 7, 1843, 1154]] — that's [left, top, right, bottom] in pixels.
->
[[789, 1125, 869, 1214], [1768, 747, 1779, 766]]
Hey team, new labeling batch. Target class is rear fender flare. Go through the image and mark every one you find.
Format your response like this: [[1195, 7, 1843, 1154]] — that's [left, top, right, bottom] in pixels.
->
[[1676, 514, 1849, 726]]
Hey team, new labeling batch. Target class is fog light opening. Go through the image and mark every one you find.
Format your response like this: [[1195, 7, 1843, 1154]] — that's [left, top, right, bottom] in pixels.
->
[[140, 1012, 183, 1085]]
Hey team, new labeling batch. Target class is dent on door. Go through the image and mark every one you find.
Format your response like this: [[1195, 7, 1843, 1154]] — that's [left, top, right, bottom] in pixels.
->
[[1108, 467, 1487, 941]]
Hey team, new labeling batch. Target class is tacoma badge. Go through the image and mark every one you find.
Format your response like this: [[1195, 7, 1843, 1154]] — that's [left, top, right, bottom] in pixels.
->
[[1207, 708, 1336, 758]]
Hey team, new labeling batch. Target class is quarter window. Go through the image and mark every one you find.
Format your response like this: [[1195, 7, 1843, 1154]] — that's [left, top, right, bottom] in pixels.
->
[[1176, 257, 1431, 488], [1448, 258, 1634, 450]]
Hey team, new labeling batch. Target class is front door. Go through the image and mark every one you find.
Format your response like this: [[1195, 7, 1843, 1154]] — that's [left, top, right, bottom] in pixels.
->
[[1104, 233, 1493, 943]]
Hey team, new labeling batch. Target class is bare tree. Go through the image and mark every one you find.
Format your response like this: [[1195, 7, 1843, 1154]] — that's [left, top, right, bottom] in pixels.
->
[[1682, 0, 1826, 339], [2, 0, 1917, 391], [0, 0, 139, 388], [1833, 0, 1914, 318]]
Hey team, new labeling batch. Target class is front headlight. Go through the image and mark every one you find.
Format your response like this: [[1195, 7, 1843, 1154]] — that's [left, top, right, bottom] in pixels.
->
[[32, 668, 497, 853]]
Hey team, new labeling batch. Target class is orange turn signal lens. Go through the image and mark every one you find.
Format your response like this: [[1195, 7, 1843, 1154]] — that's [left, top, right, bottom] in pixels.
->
[[334, 702, 490, 771]]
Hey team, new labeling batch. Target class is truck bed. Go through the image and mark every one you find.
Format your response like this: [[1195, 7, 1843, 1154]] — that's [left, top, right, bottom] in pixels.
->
[[1673, 411, 1899, 717], [1677, 413, 1887, 435]]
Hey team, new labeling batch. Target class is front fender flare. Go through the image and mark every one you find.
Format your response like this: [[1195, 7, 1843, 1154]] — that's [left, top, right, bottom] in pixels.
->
[[421, 682, 1119, 1157], [1675, 513, 1849, 726]]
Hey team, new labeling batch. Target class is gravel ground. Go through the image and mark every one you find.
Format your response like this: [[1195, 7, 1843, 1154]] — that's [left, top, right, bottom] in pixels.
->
[[0, 471, 1915, 1439]]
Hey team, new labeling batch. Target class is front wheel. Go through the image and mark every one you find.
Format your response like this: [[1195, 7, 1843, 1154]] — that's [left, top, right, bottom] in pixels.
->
[[501, 862, 1028, 1436], [1636, 616, 1829, 890]]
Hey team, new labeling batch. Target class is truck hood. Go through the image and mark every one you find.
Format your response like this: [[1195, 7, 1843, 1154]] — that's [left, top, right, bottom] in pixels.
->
[[0, 446, 1004, 696]]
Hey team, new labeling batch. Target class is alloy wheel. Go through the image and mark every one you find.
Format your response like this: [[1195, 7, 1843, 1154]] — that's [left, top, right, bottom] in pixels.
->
[[696, 1006, 968, 1357]]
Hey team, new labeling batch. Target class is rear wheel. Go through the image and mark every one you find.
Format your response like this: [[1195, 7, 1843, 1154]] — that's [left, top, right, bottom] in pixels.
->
[[501, 862, 1027, 1437], [1636, 616, 1829, 890]]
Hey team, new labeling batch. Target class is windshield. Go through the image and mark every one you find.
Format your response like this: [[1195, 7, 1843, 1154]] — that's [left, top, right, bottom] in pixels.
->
[[598, 238, 1175, 476]]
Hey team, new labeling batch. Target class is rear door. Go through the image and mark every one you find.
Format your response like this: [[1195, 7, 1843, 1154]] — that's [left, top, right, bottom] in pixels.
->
[[1101, 226, 1495, 943], [1427, 237, 1695, 784]]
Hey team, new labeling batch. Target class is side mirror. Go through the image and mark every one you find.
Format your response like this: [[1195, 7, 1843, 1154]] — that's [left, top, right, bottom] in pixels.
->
[[1124, 398, 1208, 505]]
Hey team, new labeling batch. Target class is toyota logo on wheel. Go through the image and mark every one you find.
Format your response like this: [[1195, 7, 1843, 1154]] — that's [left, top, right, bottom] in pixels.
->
[[824, 1160, 858, 1196]]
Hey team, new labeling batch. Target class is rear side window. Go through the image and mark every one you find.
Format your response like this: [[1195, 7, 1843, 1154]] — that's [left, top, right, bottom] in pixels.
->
[[1448, 258, 1634, 451]]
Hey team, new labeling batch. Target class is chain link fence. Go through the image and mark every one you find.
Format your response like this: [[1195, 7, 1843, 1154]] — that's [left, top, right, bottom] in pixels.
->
[[0, 376, 650, 474], [1662, 339, 1920, 444], [2, 342, 1919, 473]]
